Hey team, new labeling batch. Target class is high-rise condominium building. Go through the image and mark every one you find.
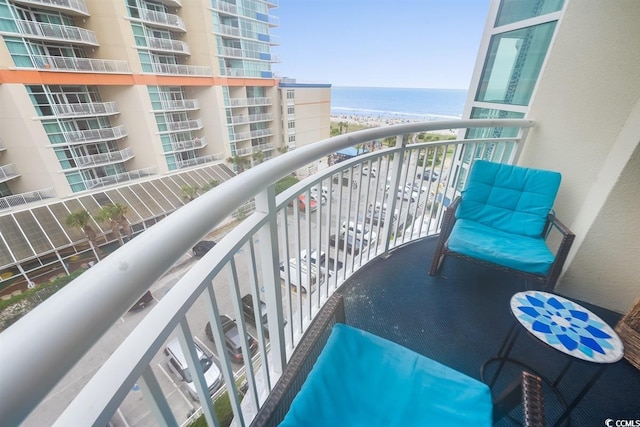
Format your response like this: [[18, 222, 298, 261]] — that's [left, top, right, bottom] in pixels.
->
[[0, 0, 330, 283]]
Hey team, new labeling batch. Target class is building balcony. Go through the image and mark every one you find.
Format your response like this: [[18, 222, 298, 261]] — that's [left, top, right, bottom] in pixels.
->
[[230, 128, 273, 142], [58, 125, 127, 146], [165, 118, 203, 132], [49, 101, 119, 118], [138, 8, 186, 32], [84, 167, 156, 190], [219, 46, 243, 59], [217, 23, 241, 38], [264, 0, 279, 8], [154, 0, 181, 7], [230, 112, 273, 125], [31, 55, 130, 73], [228, 97, 272, 108], [1, 119, 637, 427], [150, 62, 212, 76], [155, 99, 199, 112], [14, 19, 98, 46], [11, 0, 89, 16], [0, 164, 21, 184], [167, 136, 207, 153], [212, 0, 238, 15], [0, 187, 56, 211], [74, 148, 134, 169], [235, 142, 275, 156], [145, 36, 190, 55], [176, 154, 223, 169]]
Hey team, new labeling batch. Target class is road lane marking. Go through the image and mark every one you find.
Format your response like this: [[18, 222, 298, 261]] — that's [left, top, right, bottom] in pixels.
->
[[157, 363, 193, 408]]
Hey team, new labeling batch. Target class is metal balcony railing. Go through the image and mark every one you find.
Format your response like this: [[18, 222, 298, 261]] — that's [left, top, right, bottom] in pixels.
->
[[176, 154, 222, 169], [0, 119, 535, 427], [0, 164, 20, 183], [50, 101, 119, 117], [15, 20, 98, 46], [32, 55, 130, 73], [146, 36, 190, 55], [138, 9, 186, 32], [230, 112, 273, 125], [0, 188, 56, 211], [217, 24, 241, 38], [165, 118, 203, 132], [155, 99, 199, 112], [60, 125, 127, 145], [84, 167, 156, 189], [11, 0, 89, 16], [155, 0, 181, 7], [168, 136, 207, 152], [235, 142, 275, 157], [228, 97, 271, 108], [212, 0, 238, 15], [150, 62, 212, 76], [74, 148, 134, 168]]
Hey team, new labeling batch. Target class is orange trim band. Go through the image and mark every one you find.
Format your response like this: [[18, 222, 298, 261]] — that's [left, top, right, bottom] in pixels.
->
[[0, 69, 278, 87]]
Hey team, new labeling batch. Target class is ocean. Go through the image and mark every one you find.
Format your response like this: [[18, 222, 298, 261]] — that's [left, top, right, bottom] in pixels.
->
[[330, 86, 467, 121]]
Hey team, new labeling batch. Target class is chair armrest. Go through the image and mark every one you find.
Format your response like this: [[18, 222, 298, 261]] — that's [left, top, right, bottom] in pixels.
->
[[250, 293, 346, 427], [429, 197, 460, 276], [542, 213, 576, 291], [493, 371, 545, 427]]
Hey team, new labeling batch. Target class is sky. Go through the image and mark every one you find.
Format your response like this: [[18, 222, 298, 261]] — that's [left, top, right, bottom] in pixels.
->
[[272, 0, 491, 89]]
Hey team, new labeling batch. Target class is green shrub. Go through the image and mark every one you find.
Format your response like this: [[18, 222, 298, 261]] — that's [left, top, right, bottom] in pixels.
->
[[275, 175, 299, 195]]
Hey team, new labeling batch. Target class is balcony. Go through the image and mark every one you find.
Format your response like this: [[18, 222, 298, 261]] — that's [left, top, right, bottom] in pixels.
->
[[1, 119, 637, 427], [217, 23, 241, 38], [230, 127, 273, 142], [11, 0, 89, 16], [146, 36, 190, 55], [58, 125, 127, 145], [235, 142, 275, 156], [231, 112, 273, 125], [138, 9, 186, 32], [0, 187, 56, 211], [14, 20, 98, 46], [150, 62, 212, 76], [176, 154, 223, 169], [228, 97, 272, 108], [84, 167, 156, 189], [212, 0, 238, 15], [154, 0, 181, 7], [74, 148, 134, 169], [154, 99, 199, 112], [0, 164, 21, 184], [32, 55, 130, 73], [167, 136, 207, 153], [49, 101, 119, 118], [165, 118, 203, 132]]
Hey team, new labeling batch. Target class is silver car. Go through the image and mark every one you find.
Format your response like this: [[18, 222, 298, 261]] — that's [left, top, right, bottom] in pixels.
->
[[164, 338, 222, 401]]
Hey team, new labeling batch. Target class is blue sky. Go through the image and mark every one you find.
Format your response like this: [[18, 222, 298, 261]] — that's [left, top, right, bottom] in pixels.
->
[[272, 0, 491, 89]]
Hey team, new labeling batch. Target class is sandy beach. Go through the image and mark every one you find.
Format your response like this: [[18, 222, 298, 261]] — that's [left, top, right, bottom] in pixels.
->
[[331, 113, 458, 134]]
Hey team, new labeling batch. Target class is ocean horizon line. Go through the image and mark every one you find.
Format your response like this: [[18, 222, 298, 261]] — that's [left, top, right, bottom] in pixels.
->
[[331, 85, 468, 92]]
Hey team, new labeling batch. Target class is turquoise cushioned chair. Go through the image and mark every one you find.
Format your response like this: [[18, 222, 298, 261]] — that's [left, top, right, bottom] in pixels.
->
[[429, 160, 575, 291]]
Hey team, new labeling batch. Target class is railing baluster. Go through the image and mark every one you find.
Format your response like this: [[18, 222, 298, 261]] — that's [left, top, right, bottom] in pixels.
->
[[139, 365, 179, 427]]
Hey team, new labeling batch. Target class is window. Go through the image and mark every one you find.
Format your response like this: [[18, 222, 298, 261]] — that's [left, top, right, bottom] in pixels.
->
[[475, 21, 556, 106], [495, 0, 564, 27], [287, 121, 295, 130], [287, 106, 295, 115], [286, 90, 294, 100]]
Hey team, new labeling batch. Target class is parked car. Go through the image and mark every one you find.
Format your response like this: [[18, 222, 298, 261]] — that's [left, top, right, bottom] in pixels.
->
[[241, 294, 288, 339], [279, 256, 323, 293], [310, 186, 331, 204], [192, 240, 216, 257], [299, 248, 343, 276], [332, 175, 357, 188], [297, 194, 318, 212], [164, 337, 222, 401], [206, 315, 258, 364], [341, 221, 378, 243], [417, 169, 439, 182], [365, 203, 398, 227], [129, 290, 154, 312], [362, 166, 377, 177], [329, 232, 369, 255]]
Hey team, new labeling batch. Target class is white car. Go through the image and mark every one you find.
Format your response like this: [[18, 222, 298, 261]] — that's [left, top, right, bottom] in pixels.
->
[[310, 185, 332, 204], [395, 186, 418, 203], [362, 166, 377, 177], [279, 256, 324, 293], [165, 338, 222, 401], [341, 221, 378, 242]]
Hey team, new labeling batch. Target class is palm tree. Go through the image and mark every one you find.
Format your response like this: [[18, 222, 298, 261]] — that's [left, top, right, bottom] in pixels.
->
[[252, 151, 265, 165], [96, 203, 132, 246], [227, 155, 251, 173], [200, 179, 219, 193], [181, 184, 200, 202], [65, 210, 101, 261]]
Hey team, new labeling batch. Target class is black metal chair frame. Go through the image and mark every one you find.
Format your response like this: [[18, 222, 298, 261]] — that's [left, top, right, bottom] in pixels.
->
[[429, 197, 575, 291]]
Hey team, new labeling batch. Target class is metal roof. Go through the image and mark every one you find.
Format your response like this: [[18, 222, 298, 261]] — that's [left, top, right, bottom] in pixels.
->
[[0, 163, 235, 269]]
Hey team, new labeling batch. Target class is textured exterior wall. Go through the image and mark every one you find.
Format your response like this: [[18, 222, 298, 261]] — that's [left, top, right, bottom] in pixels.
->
[[520, 0, 640, 312]]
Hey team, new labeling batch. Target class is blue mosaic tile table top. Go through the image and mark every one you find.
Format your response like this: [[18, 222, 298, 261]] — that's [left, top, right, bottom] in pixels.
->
[[511, 291, 624, 364]]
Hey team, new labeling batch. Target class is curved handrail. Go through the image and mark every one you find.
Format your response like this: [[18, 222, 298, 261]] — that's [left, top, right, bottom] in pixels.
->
[[0, 118, 534, 426]]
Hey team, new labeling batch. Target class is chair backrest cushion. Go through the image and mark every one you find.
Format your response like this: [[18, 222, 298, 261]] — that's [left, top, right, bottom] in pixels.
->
[[456, 160, 561, 237]]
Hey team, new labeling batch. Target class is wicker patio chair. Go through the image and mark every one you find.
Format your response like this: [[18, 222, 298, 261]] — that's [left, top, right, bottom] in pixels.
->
[[250, 293, 546, 427], [429, 160, 575, 291], [615, 298, 640, 371]]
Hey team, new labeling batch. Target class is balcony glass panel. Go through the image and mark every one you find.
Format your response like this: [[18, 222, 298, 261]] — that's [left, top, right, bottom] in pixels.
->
[[10, 0, 90, 16], [15, 20, 98, 46], [475, 21, 556, 106], [495, 0, 564, 27]]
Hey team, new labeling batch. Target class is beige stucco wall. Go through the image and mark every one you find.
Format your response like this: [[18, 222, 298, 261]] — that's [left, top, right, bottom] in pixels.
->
[[520, 0, 640, 313], [289, 87, 331, 149]]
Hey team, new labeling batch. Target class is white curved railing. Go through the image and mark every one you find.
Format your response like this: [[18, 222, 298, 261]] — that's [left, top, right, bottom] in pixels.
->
[[0, 119, 534, 426]]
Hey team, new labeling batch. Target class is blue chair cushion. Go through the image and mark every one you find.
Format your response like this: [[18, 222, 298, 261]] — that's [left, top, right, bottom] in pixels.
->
[[456, 161, 561, 237], [448, 219, 555, 275], [280, 324, 492, 427]]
